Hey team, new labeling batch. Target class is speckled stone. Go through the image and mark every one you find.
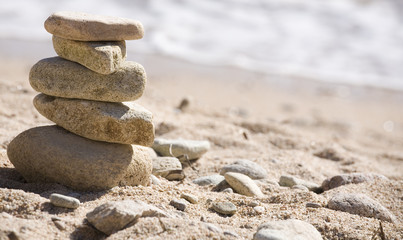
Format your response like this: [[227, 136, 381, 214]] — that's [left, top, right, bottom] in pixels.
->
[[224, 172, 264, 197], [45, 11, 144, 41], [53, 36, 126, 74], [7, 125, 152, 191], [29, 57, 146, 102], [34, 94, 154, 146]]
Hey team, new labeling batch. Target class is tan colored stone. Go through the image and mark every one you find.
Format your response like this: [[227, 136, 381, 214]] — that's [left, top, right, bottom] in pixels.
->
[[45, 11, 144, 41], [52, 36, 126, 75], [33, 94, 154, 146], [6, 125, 152, 191], [224, 172, 264, 197], [29, 57, 146, 102]]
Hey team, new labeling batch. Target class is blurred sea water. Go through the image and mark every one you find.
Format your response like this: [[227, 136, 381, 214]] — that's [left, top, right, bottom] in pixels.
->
[[1, 0, 403, 90]]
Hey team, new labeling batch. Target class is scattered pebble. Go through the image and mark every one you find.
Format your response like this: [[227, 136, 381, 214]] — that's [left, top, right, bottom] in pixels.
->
[[279, 175, 321, 192], [314, 146, 345, 161], [203, 222, 222, 233], [223, 230, 240, 238], [222, 188, 233, 193], [150, 175, 161, 185], [225, 172, 264, 197], [306, 202, 322, 208], [254, 206, 265, 214], [152, 138, 210, 160], [220, 159, 268, 179], [53, 220, 66, 231], [86, 200, 168, 235], [328, 193, 395, 222], [249, 201, 259, 207], [254, 179, 280, 187], [49, 193, 80, 209], [180, 193, 198, 204], [322, 173, 388, 191], [193, 175, 225, 186], [212, 202, 237, 216], [177, 97, 191, 112], [152, 157, 184, 181], [253, 219, 323, 240], [212, 180, 231, 192], [292, 185, 309, 191], [170, 199, 188, 211]]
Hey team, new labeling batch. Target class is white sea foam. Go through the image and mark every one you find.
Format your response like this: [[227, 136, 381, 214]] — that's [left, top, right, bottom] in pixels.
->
[[1, 0, 402, 90]]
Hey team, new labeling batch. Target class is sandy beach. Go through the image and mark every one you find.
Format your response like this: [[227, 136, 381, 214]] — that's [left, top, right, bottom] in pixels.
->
[[0, 39, 402, 239]]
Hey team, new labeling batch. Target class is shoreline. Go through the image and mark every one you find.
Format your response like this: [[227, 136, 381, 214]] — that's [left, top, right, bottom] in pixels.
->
[[1, 38, 403, 101]]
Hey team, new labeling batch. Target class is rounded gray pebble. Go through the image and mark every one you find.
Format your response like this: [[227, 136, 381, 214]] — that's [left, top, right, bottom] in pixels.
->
[[212, 202, 237, 215], [50, 193, 80, 209]]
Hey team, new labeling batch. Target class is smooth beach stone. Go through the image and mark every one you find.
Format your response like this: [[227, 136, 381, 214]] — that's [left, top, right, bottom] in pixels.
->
[[212, 202, 237, 215], [180, 193, 198, 204], [45, 11, 144, 41], [253, 219, 323, 240], [49, 193, 80, 209], [220, 159, 268, 179], [29, 57, 146, 102], [224, 172, 264, 197], [34, 94, 154, 146], [7, 125, 152, 191], [52, 36, 126, 75], [152, 157, 183, 180], [192, 175, 225, 186], [152, 138, 210, 161], [86, 200, 168, 235], [279, 175, 321, 192], [328, 193, 395, 222], [322, 173, 388, 191]]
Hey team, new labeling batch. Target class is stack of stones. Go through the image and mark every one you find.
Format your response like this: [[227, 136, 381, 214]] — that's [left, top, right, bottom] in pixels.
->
[[7, 12, 155, 191]]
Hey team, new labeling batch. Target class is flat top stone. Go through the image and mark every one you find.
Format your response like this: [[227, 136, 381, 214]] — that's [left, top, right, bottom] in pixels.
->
[[45, 11, 144, 41]]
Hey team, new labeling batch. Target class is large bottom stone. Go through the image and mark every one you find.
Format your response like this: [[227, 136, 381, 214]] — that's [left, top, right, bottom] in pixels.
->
[[7, 125, 152, 191]]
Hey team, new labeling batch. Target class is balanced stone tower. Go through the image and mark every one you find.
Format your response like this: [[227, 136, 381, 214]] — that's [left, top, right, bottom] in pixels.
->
[[7, 12, 155, 191]]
